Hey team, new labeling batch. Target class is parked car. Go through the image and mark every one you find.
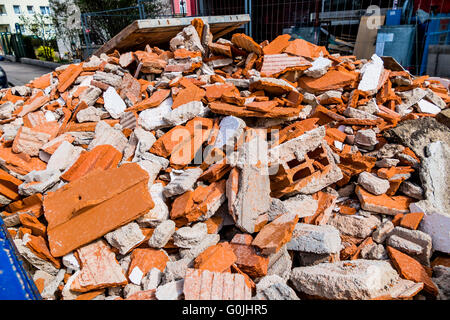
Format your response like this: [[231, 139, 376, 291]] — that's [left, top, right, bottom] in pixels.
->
[[0, 66, 8, 88]]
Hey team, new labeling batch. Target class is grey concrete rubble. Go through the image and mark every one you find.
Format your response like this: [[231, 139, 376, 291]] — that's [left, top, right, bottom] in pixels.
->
[[357, 172, 390, 195], [104, 222, 145, 255], [432, 266, 450, 300], [387, 226, 432, 266], [266, 246, 292, 281], [400, 181, 424, 200], [148, 220, 176, 248], [287, 223, 341, 254], [254, 275, 299, 300], [173, 223, 208, 248], [290, 259, 400, 300], [372, 220, 395, 243], [227, 134, 271, 233], [281, 194, 318, 218], [179, 234, 220, 262], [304, 57, 331, 78], [355, 129, 378, 149], [411, 200, 450, 254], [328, 212, 380, 239], [18, 169, 61, 196], [155, 280, 184, 300], [163, 168, 203, 198], [88, 120, 128, 152]]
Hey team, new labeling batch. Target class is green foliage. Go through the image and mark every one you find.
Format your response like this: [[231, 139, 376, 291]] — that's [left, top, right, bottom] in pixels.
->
[[74, 0, 166, 44], [19, 13, 55, 60], [36, 46, 55, 60]]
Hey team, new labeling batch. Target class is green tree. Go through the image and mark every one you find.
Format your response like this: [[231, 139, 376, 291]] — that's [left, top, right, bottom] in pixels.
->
[[74, 0, 166, 45], [19, 13, 55, 61]]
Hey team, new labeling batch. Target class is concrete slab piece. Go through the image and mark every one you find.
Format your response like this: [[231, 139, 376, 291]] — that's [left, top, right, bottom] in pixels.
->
[[290, 259, 400, 300], [287, 223, 341, 254]]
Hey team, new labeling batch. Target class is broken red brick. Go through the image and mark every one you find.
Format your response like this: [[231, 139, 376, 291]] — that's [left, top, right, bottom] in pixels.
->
[[71, 239, 128, 292], [194, 242, 237, 273], [184, 268, 251, 300], [61, 145, 122, 182], [127, 248, 169, 276], [230, 234, 269, 278], [400, 212, 424, 230], [19, 213, 46, 237], [44, 163, 154, 257], [252, 213, 299, 255], [387, 246, 438, 296]]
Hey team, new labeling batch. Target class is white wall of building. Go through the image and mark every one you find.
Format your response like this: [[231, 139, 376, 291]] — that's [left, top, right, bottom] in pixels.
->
[[0, 0, 51, 34]]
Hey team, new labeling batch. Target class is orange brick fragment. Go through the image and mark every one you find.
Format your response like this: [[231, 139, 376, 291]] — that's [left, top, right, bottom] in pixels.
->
[[355, 185, 412, 215], [127, 248, 169, 276], [303, 191, 337, 225], [400, 212, 424, 230], [18, 227, 31, 238], [125, 289, 157, 300], [298, 67, 358, 93], [284, 38, 328, 59], [26, 234, 61, 268], [392, 213, 404, 226], [19, 213, 46, 237], [184, 268, 251, 300], [339, 205, 356, 215], [61, 145, 122, 182], [194, 242, 237, 273], [172, 85, 205, 109], [231, 33, 263, 55], [0, 146, 47, 175], [252, 212, 299, 255], [75, 290, 105, 300], [204, 215, 224, 234], [263, 34, 291, 55], [29, 73, 51, 90], [44, 163, 154, 257], [0, 168, 22, 200], [71, 239, 128, 293], [387, 246, 438, 296], [8, 194, 43, 217], [230, 234, 269, 278], [16, 91, 50, 118], [125, 89, 170, 112], [58, 64, 83, 92]]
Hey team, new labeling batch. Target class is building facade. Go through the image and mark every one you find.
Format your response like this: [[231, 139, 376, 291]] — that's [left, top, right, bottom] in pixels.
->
[[0, 0, 51, 33]]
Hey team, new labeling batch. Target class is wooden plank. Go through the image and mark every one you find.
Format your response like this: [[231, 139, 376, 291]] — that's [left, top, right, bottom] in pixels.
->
[[94, 15, 250, 56], [353, 15, 386, 60]]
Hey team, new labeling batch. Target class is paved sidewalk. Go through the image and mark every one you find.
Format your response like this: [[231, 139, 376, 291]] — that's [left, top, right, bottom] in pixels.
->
[[0, 60, 54, 86]]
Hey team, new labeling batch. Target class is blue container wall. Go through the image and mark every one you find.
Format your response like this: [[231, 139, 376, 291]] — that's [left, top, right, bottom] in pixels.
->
[[0, 218, 41, 300]]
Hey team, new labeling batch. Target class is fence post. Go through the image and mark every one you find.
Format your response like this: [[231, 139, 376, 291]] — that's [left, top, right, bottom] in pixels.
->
[[81, 13, 93, 58], [14, 24, 26, 58], [0, 33, 6, 56], [138, 0, 144, 19], [245, 0, 252, 38]]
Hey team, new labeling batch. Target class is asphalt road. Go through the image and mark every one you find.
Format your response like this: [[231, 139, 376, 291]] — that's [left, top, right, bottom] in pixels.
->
[[0, 60, 54, 87]]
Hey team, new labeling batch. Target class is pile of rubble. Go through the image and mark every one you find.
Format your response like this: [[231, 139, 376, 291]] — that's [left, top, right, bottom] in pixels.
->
[[1, 18, 449, 300]]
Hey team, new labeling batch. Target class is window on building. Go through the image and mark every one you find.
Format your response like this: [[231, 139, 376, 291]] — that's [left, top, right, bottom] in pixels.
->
[[0, 5, 6, 15], [40, 6, 50, 15], [27, 6, 34, 14], [13, 5, 21, 15]]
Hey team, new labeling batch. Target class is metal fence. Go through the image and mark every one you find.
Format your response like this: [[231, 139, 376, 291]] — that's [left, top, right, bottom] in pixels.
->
[[80, 0, 450, 74]]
